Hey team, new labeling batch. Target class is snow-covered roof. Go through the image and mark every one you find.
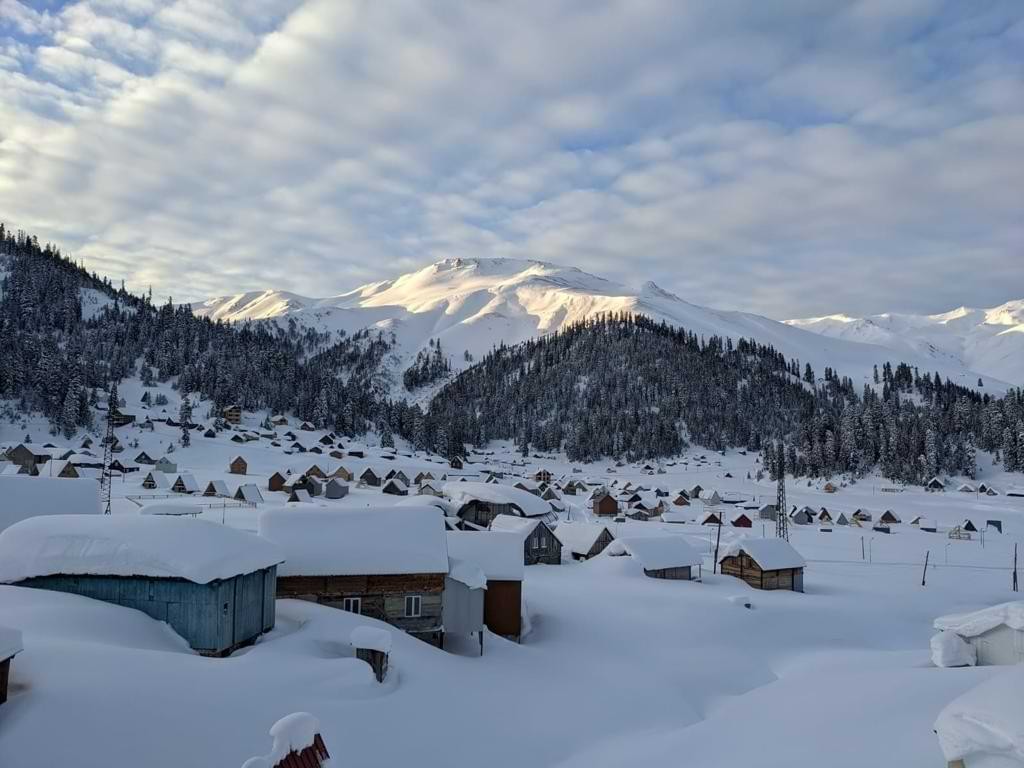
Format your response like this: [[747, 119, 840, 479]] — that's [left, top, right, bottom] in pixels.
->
[[241, 712, 323, 768], [553, 522, 611, 556], [259, 507, 449, 577], [0, 475, 99, 533], [488, 514, 541, 538], [608, 536, 703, 571], [447, 557, 488, 590], [447, 531, 525, 581], [934, 601, 1024, 637], [934, 664, 1024, 764], [0, 515, 283, 584], [718, 537, 805, 570], [350, 626, 392, 653], [0, 624, 22, 661], [445, 482, 552, 518], [660, 510, 689, 524]]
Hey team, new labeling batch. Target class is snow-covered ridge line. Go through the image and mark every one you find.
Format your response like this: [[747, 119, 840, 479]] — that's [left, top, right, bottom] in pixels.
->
[[788, 299, 1024, 386], [190, 257, 1012, 395]]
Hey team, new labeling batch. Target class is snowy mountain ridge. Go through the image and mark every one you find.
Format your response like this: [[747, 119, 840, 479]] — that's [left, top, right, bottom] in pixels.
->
[[191, 257, 1013, 393], [787, 299, 1024, 387]]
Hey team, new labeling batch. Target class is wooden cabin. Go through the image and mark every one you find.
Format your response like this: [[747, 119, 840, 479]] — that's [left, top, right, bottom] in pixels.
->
[[718, 539, 805, 592], [489, 515, 562, 565], [533, 469, 553, 484], [260, 507, 449, 647], [324, 478, 349, 499], [229, 456, 248, 475], [0, 516, 282, 655], [878, 509, 901, 525], [448, 456, 464, 470], [925, 476, 945, 491], [360, 468, 382, 487], [700, 510, 723, 526], [385, 469, 410, 486], [382, 478, 409, 496], [141, 470, 169, 490], [672, 493, 691, 507], [171, 473, 199, 494], [235, 484, 264, 505], [592, 493, 619, 517], [332, 465, 353, 482], [268, 471, 287, 492], [203, 480, 229, 497], [414, 471, 435, 485], [729, 512, 753, 528], [553, 522, 614, 561], [134, 451, 156, 465], [221, 404, 242, 425], [447, 532, 524, 641], [611, 536, 703, 580], [288, 489, 312, 503]]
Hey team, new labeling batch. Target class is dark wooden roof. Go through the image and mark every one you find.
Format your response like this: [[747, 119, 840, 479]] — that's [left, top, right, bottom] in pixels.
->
[[275, 734, 331, 768]]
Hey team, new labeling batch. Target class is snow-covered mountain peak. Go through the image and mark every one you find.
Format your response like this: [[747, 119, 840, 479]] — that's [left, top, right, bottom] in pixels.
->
[[191, 260, 1013, 395], [788, 299, 1024, 386]]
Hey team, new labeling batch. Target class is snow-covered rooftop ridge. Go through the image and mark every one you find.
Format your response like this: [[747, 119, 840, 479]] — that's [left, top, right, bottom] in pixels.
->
[[553, 521, 610, 556], [609, 536, 703, 571], [718, 537, 805, 570], [934, 664, 1024, 764], [444, 482, 552, 518], [0, 515, 284, 585], [0, 624, 22, 661], [258, 506, 449, 577], [446, 531, 525, 581], [934, 601, 1024, 637]]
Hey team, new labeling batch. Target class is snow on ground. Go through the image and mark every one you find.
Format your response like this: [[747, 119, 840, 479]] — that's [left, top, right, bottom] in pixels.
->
[[1, 408, 1023, 767]]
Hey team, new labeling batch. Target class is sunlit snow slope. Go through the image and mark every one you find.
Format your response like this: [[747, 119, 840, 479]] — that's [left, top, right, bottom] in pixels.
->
[[788, 300, 1024, 387], [192, 258, 1011, 393]]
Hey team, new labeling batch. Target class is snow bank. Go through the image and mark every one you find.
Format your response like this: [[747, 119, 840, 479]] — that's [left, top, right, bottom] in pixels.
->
[[350, 626, 393, 653], [934, 665, 1024, 764], [718, 537, 805, 570], [446, 532, 524, 581], [930, 630, 976, 668], [0, 515, 283, 585], [259, 507, 448, 577], [609, 536, 702, 571], [0, 475, 99, 532], [444, 481, 552, 518], [935, 601, 1024, 638], [241, 712, 323, 768], [0, 624, 22, 660]]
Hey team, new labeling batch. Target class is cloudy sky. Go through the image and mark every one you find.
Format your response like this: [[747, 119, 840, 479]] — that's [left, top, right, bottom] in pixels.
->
[[1, 0, 1021, 318]]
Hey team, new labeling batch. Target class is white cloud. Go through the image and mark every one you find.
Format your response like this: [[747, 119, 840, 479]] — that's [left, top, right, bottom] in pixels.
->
[[0, 0, 1021, 319]]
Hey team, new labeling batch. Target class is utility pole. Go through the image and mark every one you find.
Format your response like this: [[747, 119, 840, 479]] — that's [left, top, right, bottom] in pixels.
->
[[1014, 544, 1019, 593], [921, 550, 929, 587], [775, 443, 788, 542], [713, 515, 723, 574], [100, 382, 117, 515]]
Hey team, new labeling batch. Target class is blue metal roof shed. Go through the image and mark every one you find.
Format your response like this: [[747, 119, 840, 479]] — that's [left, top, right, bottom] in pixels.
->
[[0, 515, 284, 657]]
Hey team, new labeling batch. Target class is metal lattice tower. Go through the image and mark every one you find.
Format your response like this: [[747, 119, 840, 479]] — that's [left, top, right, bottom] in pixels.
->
[[100, 400, 115, 515], [776, 448, 789, 541]]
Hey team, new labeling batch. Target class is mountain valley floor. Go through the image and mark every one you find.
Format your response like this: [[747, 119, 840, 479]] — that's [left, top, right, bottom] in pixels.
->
[[0, 403, 1021, 767]]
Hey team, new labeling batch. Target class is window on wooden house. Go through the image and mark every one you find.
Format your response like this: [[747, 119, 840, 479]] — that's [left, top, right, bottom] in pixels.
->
[[404, 595, 422, 618], [342, 597, 361, 614]]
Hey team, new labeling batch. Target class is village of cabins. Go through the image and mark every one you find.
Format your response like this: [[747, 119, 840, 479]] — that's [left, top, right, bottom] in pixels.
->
[[2, 400, 1023, 768]]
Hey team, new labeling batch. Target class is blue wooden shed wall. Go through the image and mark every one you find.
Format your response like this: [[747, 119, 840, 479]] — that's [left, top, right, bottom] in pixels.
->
[[17, 566, 277, 656]]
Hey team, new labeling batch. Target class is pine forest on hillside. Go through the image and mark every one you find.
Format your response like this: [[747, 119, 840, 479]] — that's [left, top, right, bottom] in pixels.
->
[[2, 224, 1023, 484]]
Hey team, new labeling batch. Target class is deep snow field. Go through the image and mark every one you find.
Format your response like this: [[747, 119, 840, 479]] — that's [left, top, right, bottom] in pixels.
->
[[1, 396, 1022, 768]]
